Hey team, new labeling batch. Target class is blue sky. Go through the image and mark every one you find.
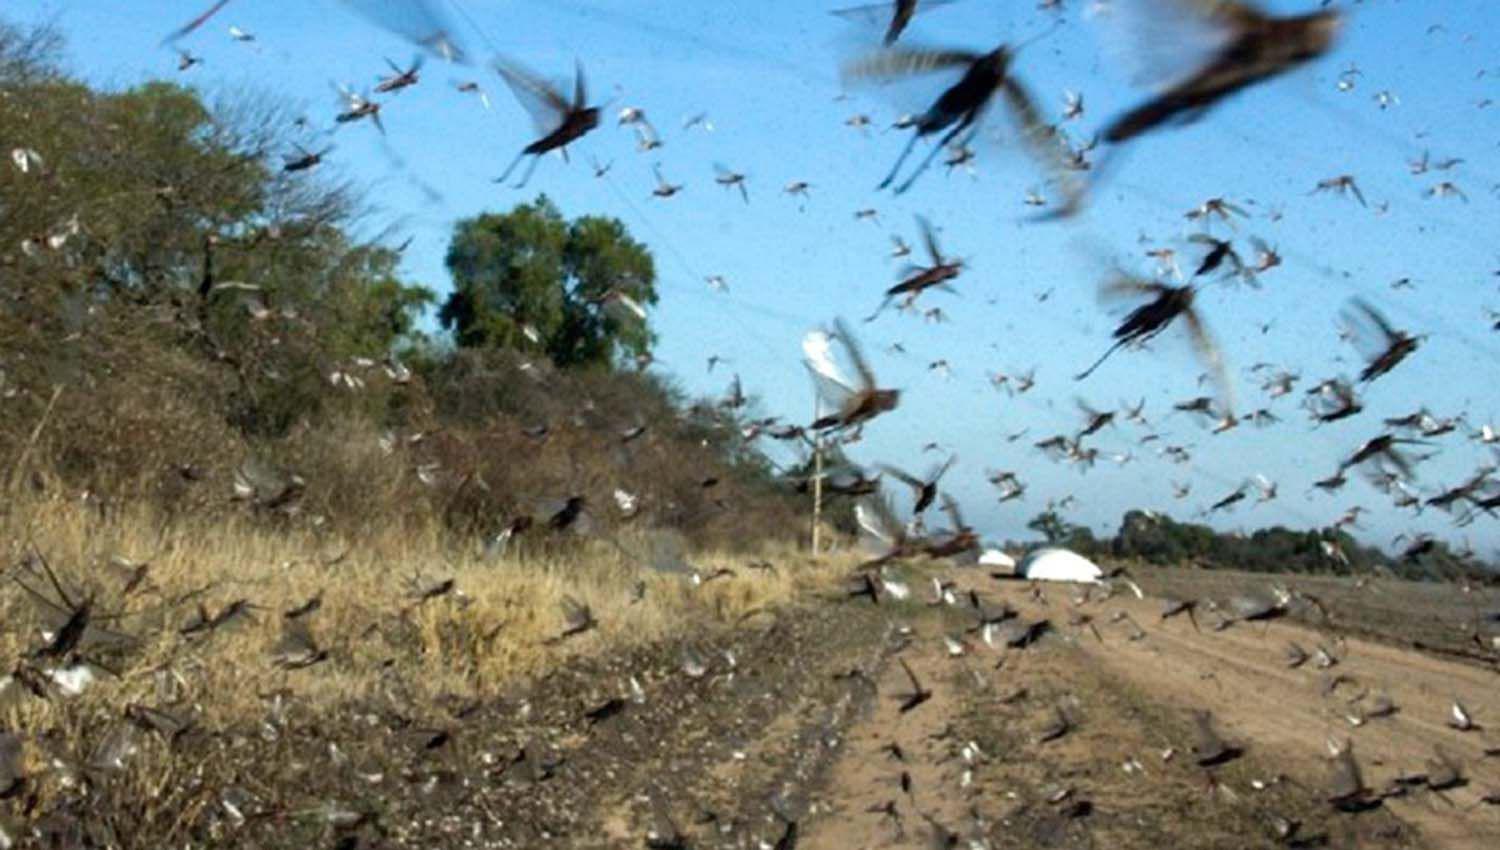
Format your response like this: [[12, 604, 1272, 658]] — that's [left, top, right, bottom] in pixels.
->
[[11, 0, 1500, 556]]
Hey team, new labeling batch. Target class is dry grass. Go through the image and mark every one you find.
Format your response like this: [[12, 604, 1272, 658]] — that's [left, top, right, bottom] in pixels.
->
[[2, 494, 852, 704], [0, 493, 856, 838]]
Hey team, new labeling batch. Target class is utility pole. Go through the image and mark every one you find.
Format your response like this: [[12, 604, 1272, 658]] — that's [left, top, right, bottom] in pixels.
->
[[811, 436, 824, 556], [811, 395, 824, 556]]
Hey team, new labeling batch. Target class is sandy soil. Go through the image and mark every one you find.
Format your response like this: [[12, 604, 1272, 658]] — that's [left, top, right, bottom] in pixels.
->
[[34, 562, 1497, 849], [792, 566, 1498, 850], [1069, 582, 1500, 849]]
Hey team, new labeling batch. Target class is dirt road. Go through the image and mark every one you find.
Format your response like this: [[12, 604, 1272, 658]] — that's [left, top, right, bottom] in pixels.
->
[[455, 566, 1499, 849], [790, 566, 1499, 850], [1071, 584, 1500, 850], [124, 563, 1497, 849]]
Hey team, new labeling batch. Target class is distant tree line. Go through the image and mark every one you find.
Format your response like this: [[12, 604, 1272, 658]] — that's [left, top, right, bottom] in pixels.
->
[[1020, 508, 1494, 583]]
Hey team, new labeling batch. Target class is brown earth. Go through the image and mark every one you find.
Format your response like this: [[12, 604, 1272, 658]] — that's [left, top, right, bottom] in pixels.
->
[[1068, 575, 1500, 850], [793, 565, 1498, 850], [10, 560, 1498, 849]]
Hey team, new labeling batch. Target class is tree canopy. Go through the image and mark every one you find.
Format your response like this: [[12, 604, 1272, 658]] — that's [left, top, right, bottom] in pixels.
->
[[0, 19, 435, 441], [1011, 507, 1492, 582], [437, 197, 658, 369], [0, 18, 799, 551]]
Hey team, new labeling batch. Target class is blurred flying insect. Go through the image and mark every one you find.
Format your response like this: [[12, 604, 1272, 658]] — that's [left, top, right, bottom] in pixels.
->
[[650, 164, 683, 199], [714, 163, 750, 203], [1075, 398, 1115, 437], [162, 0, 469, 62], [842, 32, 1076, 199], [944, 144, 977, 176], [1062, 89, 1085, 121], [1250, 474, 1278, 502], [1424, 181, 1469, 202], [682, 111, 714, 132], [1146, 247, 1182, 280], [1184, 196, 1248, 230], [866, 215, 962, 321], [375, 55, 423, 94], [492, 58, 601, 188], [1341, 433, 1425, 480], [1340, 298, 1420, 383], [282, 143, 333, 173], [617, 107, 661, 151], [1187, 234, 1243, 278], [454, 80, 491, 110], [1305, 377, 1363, 424], [855, 495, 919, 569], [1335, 62, 1361, 92], [879, 455, 957, 515], [1311, 174, 1366, 207], [617, 106, 652, 129], [1076, 273, 1231, 412], [334, 85, 384, 134], [925, 494, 978, 558], [831, 0, 957, 47], [805, 319, 901, 434], [1209, 483, 1247, 513], [1247, 237, 1281, 274], [1101, 0, 1342, 145], [161, 0, 234, 44]]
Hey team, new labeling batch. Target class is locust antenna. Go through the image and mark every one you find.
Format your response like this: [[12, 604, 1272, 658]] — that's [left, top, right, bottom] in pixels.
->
[[1014, 19, 1065, 56], [599, 85, 623, 113], [1075, 339, 1129, 381]]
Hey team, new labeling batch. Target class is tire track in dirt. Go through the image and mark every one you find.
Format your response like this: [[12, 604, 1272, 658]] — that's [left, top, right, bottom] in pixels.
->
[[796, 573, 1423, 849], [800, 615, 985, 849], [412, 566, 1496, 849], [1063, 587, 1500, 850]]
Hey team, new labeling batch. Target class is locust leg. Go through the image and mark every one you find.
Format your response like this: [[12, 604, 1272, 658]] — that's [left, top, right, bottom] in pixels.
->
[[494, 149, 528, 184], [893, 113, 978, 195], [877, 131, 924, 191], [510, 155, 543, 189]]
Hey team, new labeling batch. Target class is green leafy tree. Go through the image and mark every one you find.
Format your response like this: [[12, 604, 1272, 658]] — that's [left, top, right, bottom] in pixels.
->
[[0, 19, 433, 439], [1027, 510, 1071, 544], [437, 196, 657, 368]]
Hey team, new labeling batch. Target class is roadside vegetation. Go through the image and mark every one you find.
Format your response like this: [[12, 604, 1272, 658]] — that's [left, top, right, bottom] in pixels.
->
[[0, 20, 842, 844]]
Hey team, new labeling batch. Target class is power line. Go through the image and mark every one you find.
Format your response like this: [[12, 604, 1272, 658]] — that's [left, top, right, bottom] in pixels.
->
[[442, 0, 504, 55]]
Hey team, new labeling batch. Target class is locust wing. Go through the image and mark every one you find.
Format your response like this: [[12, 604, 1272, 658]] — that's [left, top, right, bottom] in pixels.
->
[[999, 76, 1084, 210], [1340, 298, 1402, 358], [493, 58, 571, 137], [339, 0, 469, 63], [1095, 0, 1242, 92], [876, 463, 925, 491], [1184, 306, 1233, 415], [804, 328, 858, 418], [831, 318, 880, 393], [160, 0, 235, 45], [915, 215, 943, 265], [939, 492, 966, 531], [831, 0, 957, 45], [855, 494, 906, 558], [841, 47, 983, 86]]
